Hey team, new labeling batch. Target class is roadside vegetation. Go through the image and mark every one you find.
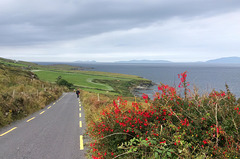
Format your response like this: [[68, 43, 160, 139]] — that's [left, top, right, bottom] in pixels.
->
[[0, 64, 67, 128], [83, 71, 240, 158]]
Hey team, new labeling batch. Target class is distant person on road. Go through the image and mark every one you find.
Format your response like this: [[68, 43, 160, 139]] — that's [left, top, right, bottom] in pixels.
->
[[76, 90, 80, 98]]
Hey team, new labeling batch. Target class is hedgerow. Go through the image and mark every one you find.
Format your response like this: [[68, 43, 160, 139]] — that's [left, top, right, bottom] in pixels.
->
[[86, 72, 240, 158]]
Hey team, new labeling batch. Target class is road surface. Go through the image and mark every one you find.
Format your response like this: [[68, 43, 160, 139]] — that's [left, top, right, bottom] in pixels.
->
[[0, 92, 87, 159]]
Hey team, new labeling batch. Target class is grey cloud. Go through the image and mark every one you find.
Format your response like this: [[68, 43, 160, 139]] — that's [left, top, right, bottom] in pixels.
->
[[0, 0, 240, 47]]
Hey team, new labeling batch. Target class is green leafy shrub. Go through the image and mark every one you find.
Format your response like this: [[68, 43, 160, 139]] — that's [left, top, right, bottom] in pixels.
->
[[86, 72, 240, 159], [56, 76, 73, 88]]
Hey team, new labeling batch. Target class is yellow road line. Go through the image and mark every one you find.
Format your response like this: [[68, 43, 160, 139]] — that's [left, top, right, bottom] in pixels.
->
[[0, 127, 17, 137], [53, 103, 56, 105], [27, 117, 36, 122], [80, 135, 84, 150], [79, 121, 82, 128], [47, 106, 52, 109], [79, 108, 81, 111], [79, 113, 81, 118], [40, 111, 45, 115]]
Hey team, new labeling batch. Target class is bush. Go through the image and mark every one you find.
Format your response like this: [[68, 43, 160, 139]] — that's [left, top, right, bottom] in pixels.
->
[[86, 72, 240, 159], [56, 76, 73, 88]]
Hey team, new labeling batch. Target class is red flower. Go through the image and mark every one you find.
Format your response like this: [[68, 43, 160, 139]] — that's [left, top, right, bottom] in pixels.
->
[[181, 118, 189, 126], [178, 71, 189, 88], [142, 93, 148, 99], [221, 92, 226, 97], [142, 93, 149, 103], [203, 140, 208, 144], [160, 141, 166, 144]]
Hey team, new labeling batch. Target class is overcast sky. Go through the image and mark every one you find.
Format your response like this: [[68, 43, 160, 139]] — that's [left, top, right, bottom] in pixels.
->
[[0, 0, 240, 62]]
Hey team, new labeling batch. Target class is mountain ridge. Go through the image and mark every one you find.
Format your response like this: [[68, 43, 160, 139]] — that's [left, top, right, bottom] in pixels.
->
[[115, 60, 171, 63], [206, 56, 240, 63], [72, 56, 240, 64]]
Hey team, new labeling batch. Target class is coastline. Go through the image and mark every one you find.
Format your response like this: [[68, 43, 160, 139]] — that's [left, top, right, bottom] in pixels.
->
[[130, 80, 155, 97]]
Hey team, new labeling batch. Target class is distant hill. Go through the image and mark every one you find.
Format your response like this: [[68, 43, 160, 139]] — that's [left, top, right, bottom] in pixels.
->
[[74, 60, 97, 63], [206, 57, 240, 63], [115, 60, 172, 63]]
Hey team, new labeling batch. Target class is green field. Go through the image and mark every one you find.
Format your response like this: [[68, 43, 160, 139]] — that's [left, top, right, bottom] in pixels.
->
[[34, 69, 151, 96]]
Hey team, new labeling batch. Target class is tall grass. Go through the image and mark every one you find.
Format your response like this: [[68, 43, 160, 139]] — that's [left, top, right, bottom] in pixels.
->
[[0, 64, 67, 127]]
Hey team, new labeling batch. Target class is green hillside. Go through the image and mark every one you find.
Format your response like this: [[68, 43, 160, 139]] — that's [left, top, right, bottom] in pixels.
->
[[0, 57, 153, 96]]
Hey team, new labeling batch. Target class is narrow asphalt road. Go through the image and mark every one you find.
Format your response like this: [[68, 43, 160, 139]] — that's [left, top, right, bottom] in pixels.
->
[[0, 92, 87, 159]]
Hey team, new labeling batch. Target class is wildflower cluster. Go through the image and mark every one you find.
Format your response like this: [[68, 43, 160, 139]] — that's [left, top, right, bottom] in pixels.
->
[[86, 72, 240, 159]]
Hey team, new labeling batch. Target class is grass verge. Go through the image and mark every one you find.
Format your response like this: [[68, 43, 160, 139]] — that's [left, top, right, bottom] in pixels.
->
[[0, 64, 67, 128]]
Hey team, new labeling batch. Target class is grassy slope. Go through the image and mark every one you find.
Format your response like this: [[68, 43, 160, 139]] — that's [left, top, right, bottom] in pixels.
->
[[0, 63, 66, 127], [0, 57, 38, 68]]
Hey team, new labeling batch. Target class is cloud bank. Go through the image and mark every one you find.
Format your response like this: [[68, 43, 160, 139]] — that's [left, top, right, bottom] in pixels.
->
[[0, 0, 240, 62]]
